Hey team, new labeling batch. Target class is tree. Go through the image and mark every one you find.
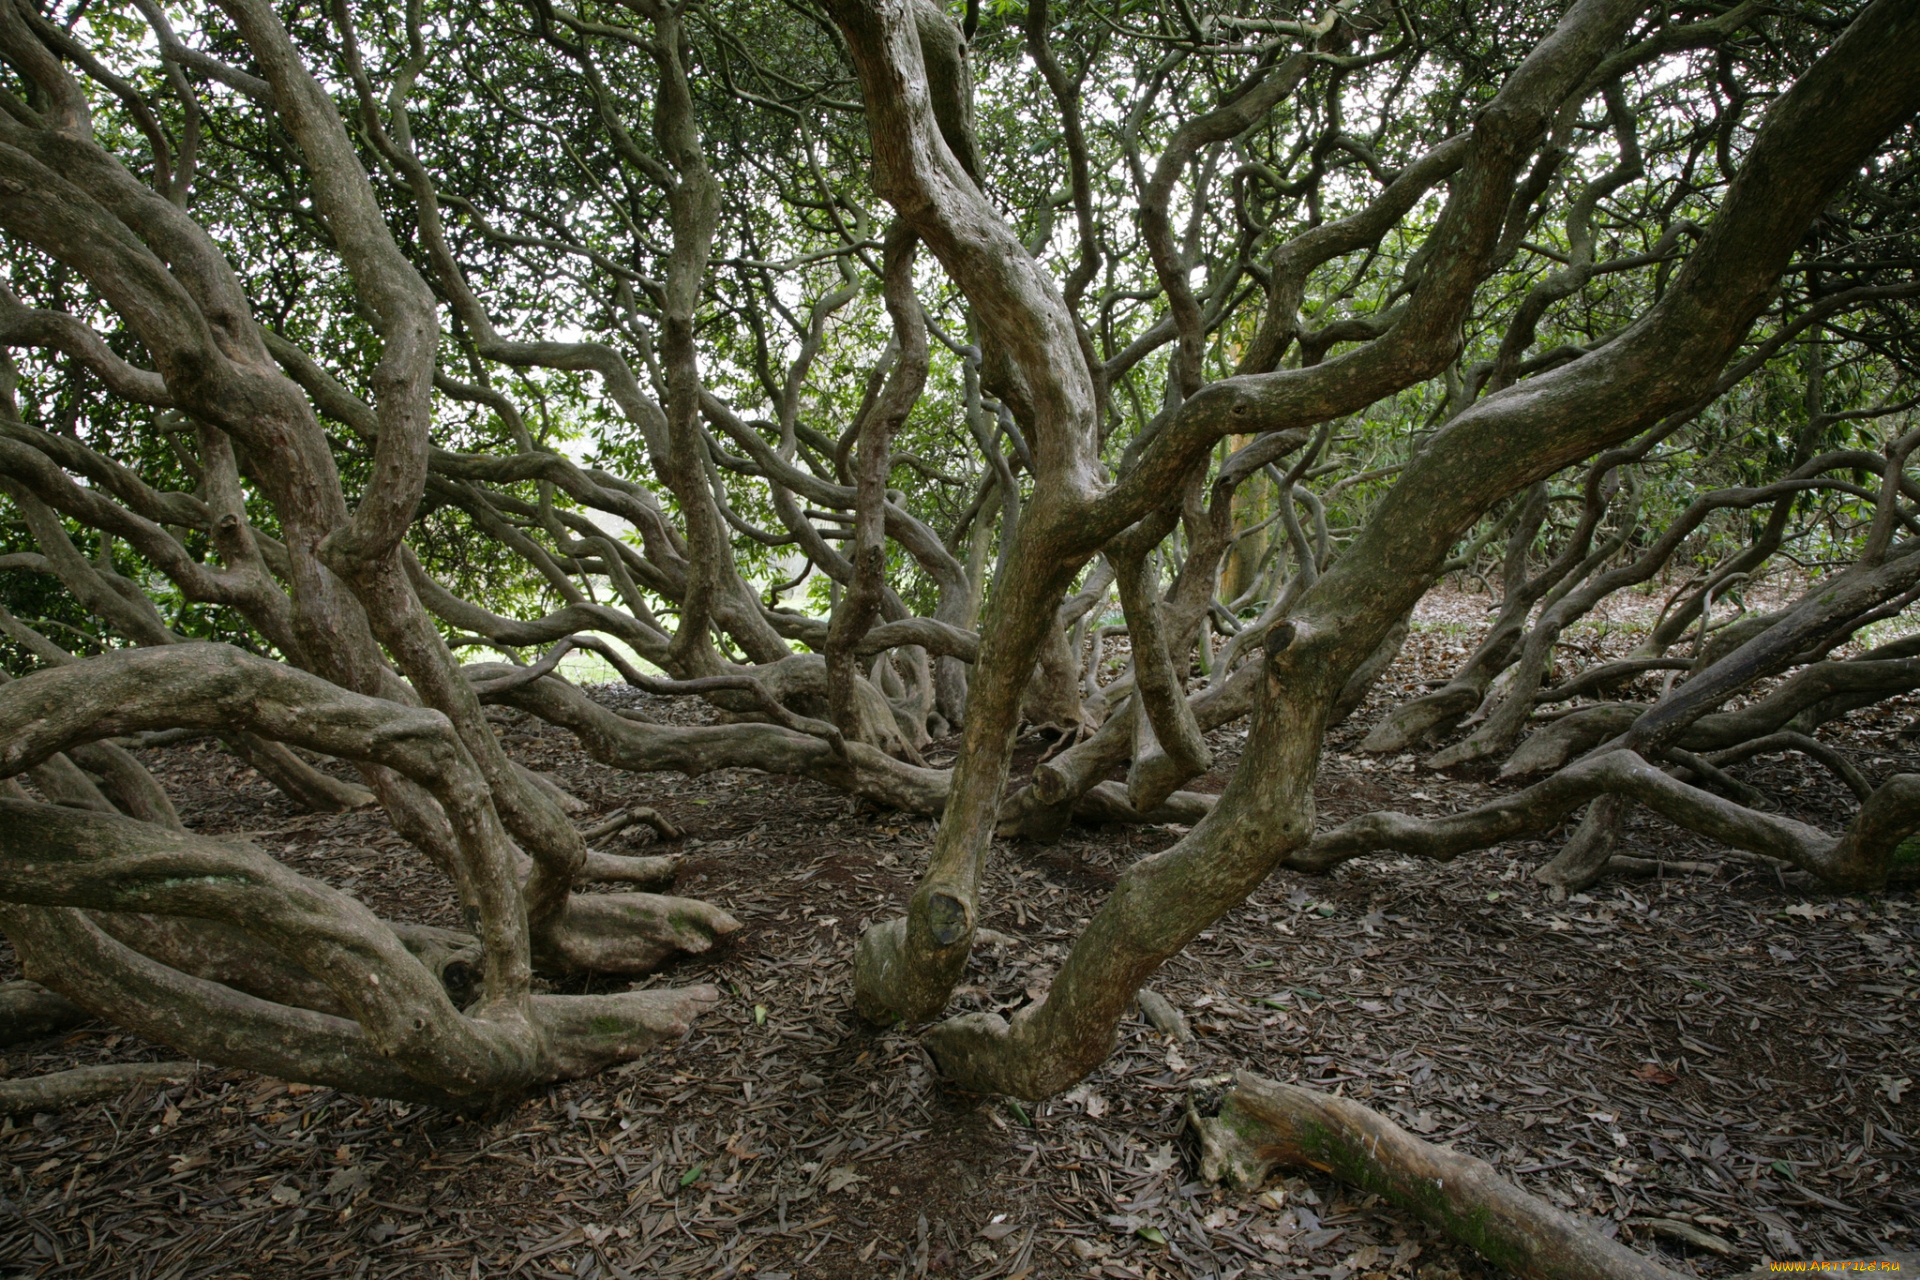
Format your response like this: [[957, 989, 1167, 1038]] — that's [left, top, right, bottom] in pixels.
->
[[0, 0, 1917, 1111]]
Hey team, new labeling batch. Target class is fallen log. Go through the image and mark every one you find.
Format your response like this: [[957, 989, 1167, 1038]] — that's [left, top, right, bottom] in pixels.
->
[[1193, 1072, 1686, 1280]]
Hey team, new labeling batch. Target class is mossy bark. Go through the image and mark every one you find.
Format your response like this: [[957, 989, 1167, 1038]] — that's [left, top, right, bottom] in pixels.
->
[[1196, 1073, 1686, 1280]]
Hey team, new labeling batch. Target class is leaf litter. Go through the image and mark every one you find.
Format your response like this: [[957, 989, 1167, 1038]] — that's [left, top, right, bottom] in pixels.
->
[[1, 597, 1917, 1278]]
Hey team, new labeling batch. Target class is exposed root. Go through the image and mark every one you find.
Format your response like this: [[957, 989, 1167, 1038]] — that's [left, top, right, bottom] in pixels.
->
[[577, 850, 681, 887], [1601, 854, 1721, 879], [1069, 782, 1215, 828], [579, 806, 684, 843], [0, 1062, 198, 1115], [0, 978, 90, 1045], [1193, 1071, 1687, 1280], [1359, 681, 1481, 754], [1305, 750, 1920, 892], [532, 893, 741, 976], [1534, 795, 1626, 895], [530, 984, 720, 1080], [1501, 704, 1641, 777]]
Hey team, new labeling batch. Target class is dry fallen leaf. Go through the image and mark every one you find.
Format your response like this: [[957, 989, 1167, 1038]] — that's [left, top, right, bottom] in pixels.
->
[[14, 645, 1917, 1278]]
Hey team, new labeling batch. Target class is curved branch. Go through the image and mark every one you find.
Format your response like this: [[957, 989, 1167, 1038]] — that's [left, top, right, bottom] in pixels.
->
[[1303, 749, 1916, 890]]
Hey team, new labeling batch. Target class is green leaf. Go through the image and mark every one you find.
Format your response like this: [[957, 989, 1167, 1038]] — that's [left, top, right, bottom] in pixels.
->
[[754, 1004, 767, 1026], [1005, 1099, 1031, 1126], [679, 1163, 704, 1188], [1136, 1226, 1167, 1245], [1771, 1160, 1793, 1179]]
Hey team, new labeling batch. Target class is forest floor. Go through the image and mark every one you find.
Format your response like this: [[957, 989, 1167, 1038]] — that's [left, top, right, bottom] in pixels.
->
[[3, 587, 1918, 1280]]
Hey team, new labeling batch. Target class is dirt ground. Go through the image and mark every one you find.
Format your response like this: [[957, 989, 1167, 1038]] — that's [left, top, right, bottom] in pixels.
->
[[3, 592, 1918, 1279]]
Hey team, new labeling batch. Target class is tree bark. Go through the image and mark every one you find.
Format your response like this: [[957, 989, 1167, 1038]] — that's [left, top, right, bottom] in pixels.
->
[[918, 0, 1920, 1096], [0, 1061, 199, 1115], [0, 979, 90, 1044], [1195, 1073, 1687, 1280]]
